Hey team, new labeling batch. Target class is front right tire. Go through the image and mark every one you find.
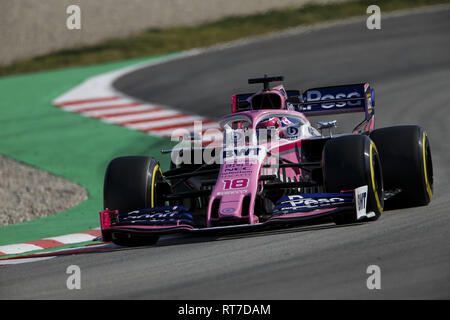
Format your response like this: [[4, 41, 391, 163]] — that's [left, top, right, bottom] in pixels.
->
[[370, 125, 433, 208], [322, 134, 384, 224]]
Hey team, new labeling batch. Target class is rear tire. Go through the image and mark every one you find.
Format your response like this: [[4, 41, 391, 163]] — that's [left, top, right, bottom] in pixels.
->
[[370, 125, 433, 208], [103, 156, 164, 246], [322, 135, 384, 224]]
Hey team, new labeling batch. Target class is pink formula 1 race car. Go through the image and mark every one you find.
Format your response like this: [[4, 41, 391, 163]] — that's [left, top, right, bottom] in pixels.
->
[[100, 76, 433, 246]]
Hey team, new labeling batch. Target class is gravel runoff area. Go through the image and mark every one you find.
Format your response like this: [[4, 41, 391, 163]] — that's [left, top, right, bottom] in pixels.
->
[[0, 0, 342, 65], [0, 155, 87, 226]]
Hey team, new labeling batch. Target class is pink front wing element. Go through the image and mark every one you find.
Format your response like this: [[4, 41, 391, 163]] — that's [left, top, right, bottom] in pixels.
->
[[207, 159, 262, 226]]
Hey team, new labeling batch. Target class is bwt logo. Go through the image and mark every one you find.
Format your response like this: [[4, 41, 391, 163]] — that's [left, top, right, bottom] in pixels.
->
[[304, 91, 361, 110], [223, 147, 261, 158]]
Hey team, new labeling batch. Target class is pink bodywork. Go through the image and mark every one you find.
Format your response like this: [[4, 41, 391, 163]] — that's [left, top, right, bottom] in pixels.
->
[[206, 109, 315, 227]]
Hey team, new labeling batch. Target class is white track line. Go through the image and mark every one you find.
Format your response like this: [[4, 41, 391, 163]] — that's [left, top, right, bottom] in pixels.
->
[[0, 243, 43, 255], [81, 105, 151, 117], [103, 109, 181, 123], [0, 229, 102, 256], [45, 233, 98, 244], [60, 99, 134, 111], [128, 115, 205, 130]]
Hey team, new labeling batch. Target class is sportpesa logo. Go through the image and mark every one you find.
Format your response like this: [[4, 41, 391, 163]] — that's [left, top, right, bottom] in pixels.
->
[[281, 196, 346, 208], [302, 90, 362, 110]]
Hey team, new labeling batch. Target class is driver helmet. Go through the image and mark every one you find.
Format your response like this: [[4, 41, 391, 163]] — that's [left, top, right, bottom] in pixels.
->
[[256, 117, 282, 130], [256, 117, 282, 141]]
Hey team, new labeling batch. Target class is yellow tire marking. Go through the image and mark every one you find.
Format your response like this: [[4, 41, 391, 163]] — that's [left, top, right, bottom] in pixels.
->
[[370, 142, 383, 213], [150, 164, 162, 208], [422, 133, 433, 201]]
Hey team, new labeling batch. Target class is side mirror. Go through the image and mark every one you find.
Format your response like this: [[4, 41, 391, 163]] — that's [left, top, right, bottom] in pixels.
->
[[286, 96, 300, 104], [317, 120, 338, 137]]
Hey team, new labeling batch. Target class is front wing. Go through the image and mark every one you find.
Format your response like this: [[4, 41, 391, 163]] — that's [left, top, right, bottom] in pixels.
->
[[100, 186, 373, 238]]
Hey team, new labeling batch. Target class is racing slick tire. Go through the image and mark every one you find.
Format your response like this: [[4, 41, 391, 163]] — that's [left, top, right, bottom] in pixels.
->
[[369, 125, 433, 208], [103, 156, 164, 245], [322, 135, 384, 224]]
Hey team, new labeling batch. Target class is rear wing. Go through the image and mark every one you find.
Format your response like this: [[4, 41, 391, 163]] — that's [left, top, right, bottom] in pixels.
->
[[298, 83, 375, 121]]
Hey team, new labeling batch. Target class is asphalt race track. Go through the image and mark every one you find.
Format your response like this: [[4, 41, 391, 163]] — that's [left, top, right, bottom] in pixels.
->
[[2, 6, 450, 299]]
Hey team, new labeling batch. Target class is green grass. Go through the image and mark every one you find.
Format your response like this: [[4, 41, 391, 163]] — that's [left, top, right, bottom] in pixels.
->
[[0, 55, 177, 247], [0, 0, 448, 76]]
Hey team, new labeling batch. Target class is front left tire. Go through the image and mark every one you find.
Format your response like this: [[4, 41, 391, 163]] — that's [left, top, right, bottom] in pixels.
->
[[103, 156, 164, 246]]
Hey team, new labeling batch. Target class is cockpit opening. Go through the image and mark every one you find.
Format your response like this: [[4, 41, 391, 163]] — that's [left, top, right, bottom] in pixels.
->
[[251, 93, 282, 110]]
